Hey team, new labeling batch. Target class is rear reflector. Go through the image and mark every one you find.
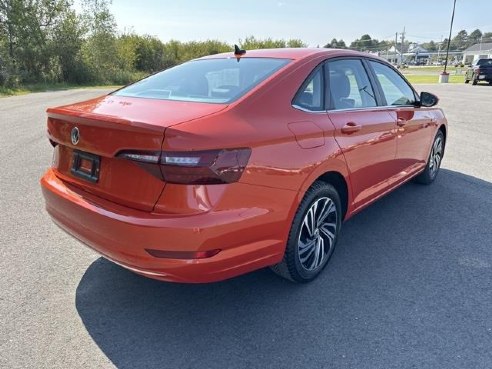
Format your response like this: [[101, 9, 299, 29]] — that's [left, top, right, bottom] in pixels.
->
[[117, 148, 251, 184], [145, 248, 221, 259]]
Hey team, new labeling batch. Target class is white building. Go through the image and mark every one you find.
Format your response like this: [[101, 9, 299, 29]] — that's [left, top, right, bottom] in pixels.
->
[[462, 43, 492, 64], [404, 44, 430, 64]]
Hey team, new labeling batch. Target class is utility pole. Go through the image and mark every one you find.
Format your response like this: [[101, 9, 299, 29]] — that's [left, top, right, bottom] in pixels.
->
[[400, 27, 406, 64], [395, 32, 398, 64], [443, 0, 457, 74], [437, 35, 443, 62]]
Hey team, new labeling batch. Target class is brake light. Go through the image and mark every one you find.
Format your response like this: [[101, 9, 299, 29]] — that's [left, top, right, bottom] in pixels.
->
[[117, 148, 251, 184]]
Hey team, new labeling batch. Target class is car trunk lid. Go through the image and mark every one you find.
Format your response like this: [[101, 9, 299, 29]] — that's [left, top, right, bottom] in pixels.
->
[[47, 94, 227, 211]]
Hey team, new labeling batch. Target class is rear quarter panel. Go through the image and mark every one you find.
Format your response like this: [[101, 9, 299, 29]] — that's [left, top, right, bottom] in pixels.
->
[[161, 54, 353, 224], [163, 54, 351, 192]]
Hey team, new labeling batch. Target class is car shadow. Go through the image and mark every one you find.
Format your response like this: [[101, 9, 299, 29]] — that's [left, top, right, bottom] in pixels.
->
[[469, 82, 492, 87], [76, 169, 492, 369]]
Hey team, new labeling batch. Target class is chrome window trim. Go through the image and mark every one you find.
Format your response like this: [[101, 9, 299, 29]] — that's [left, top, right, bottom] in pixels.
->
[[292, 103, 418, 114], [291, 104, 328, 114]]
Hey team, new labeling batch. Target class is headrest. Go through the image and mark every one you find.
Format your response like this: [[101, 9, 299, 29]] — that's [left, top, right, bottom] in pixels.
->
[[330, 73, 350, 100]]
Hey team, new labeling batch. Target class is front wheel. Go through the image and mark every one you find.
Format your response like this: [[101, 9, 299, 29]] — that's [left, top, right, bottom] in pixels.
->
[[270, 181, 342, 283], [414, 130, 445, 185]]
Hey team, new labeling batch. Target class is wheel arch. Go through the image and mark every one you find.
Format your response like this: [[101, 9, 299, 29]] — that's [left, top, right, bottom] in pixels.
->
[[317, 171, 349, 220], [295, 139, 353, 222], [297, 165, 351, 222], [438, 124, 447, 155]]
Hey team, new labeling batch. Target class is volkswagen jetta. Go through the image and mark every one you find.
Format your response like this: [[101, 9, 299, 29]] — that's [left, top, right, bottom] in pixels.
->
[[41, 48, 447, 283]]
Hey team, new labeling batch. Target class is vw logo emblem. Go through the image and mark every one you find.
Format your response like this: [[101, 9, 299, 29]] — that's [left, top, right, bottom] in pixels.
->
[[71, 127, 80, 145]]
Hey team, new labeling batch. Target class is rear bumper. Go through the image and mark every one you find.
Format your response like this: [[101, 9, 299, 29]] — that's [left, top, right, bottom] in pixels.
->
[[477, 73, 492, 81], [41, 169, 295, 282]]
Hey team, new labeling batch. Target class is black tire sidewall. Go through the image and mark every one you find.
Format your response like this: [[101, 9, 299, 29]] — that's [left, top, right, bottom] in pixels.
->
[[417, 130, 444, 184], [285, 182, 342, 282]]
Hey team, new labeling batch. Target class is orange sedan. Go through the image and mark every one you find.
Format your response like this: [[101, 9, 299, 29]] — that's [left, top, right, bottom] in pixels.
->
[[41, 48, 447, 283]]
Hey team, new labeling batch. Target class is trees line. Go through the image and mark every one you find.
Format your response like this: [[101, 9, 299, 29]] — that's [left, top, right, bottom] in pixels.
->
[[1, 0, 490, 89], [0, 0, 306, 88], [326, 29, 492, 53]]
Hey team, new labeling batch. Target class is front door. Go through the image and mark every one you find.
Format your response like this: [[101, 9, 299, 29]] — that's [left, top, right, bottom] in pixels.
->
[[368, 60, 434, 179]]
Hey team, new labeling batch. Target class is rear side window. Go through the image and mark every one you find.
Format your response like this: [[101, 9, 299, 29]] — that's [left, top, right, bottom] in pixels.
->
[[369, 61, 417, 106], [293, 68, 324, 111], [113, 58, 290, 103], [326, 59, 377, 110]]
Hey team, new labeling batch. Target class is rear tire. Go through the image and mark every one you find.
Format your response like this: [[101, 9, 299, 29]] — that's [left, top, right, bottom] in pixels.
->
[[415, 130, 445, 185], [472, 74, 478, 85], [464, 79, 469, 84], [270, 181, 342, 283]]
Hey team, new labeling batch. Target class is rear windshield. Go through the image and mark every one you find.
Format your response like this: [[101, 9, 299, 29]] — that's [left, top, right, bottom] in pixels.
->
[[113, 57, 291, 103], [476, 59, 492, 66]]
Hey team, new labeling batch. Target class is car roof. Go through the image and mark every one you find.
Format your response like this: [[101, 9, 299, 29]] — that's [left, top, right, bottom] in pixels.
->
[[199, 48, 371, 61]]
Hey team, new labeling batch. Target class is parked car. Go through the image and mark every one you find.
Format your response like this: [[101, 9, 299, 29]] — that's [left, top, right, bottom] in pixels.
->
[[41, 48, 448, 283], [465, 58, 492, 85]]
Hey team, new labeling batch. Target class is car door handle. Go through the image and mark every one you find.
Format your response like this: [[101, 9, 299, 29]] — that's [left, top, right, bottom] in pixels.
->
[[397, 118, 407, 127], [341, 122, 361, 134]]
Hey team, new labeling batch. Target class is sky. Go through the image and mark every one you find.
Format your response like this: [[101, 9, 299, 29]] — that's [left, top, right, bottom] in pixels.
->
[[96, 0, 492, 46]]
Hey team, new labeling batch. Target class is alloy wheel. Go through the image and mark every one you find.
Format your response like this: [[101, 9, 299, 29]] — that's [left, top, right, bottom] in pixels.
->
[[298, 197, 338, 271], [429, 135, 443, 178]]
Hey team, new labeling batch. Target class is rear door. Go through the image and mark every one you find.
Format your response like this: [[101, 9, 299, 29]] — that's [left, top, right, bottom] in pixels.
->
[[326, 58, 398, 208]]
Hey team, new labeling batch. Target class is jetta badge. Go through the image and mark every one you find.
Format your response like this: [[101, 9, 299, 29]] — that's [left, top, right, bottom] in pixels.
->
[[71, 127, 80, 145]]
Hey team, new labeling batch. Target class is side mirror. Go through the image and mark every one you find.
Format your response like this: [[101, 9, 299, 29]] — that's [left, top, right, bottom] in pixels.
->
[[419, 92, 439, 107]]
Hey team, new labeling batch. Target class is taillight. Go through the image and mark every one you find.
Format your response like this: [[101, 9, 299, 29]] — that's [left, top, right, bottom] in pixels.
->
[[117, 148, 251, 184]]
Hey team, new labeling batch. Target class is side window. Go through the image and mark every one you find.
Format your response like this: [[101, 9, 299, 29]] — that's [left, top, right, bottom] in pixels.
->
[[326, 59, 377, 110], [369, 61, 417, 106], [293, 68, 324, 111]]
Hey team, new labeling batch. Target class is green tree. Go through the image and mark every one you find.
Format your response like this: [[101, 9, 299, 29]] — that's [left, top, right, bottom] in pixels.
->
[[240, 36, 306, 50], [468, 29, 482, 46], [134, 35, 165, 73], [451, 29, 468, 50], [350, 34, 379, 50], [323, 38, 346, 49], [286, 39, 306, 48], [377, 40, 390, 50], [241, 36, 286, 49], [81, 0, 119, 82], [0, 0, 71, 84], [422, 40, 437, 52], [482, 32, 492, 43], [52, 8, 87, 83]]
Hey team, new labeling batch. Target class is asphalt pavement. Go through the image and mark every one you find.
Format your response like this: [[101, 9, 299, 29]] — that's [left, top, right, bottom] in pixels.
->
[[1, 84, 491, 369]]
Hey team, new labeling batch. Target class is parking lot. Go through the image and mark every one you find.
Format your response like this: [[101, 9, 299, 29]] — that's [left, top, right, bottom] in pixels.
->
[[1, 84, 491, 369]]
